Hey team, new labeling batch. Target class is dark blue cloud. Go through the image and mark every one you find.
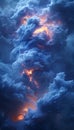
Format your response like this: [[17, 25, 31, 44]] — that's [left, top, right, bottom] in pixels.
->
[[24, 73, 74, 130], [0, 0, 74, 130]]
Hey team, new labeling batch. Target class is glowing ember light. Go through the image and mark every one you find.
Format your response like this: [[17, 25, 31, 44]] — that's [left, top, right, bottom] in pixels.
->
[[23, 108, 28, 113], [22, 68, 40, 87], [22, 103, 37, 117], [33, 15, 55, 38], [25, 69, 34, 75], [22, 69, 34, 81], [17, 114, 24, 121], [33, 25, 53, 38], [11, 99, 37, 121], [22, 69, 41, 90], [11, 106, 28, 121], [21, 14, 61, 39], [11, 114, 24, 121], [34, 26, 49, 35], [25, 69, 34, 82]]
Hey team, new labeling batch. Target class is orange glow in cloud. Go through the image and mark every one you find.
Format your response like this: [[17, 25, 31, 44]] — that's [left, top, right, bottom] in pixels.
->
[[11, 114, 25, 121], [22, 69, 40, 88], [23, 69, 34, 82], [11, 68, 38, 122], [21, 14, 61, 39], [33, 15, 56, 38], [34, 26, 49, 35], [22, 102, 37, 119], [13, 14, 62, 122], [17, 114, 24, 121], [11, 101, 37, 121], [25, 69, 34, 75], [33, 25, 53, 38]]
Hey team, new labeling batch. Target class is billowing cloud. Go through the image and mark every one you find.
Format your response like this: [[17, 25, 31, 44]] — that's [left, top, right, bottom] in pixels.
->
[[24, 73, 74, 130], [0, 0, 74, 129]]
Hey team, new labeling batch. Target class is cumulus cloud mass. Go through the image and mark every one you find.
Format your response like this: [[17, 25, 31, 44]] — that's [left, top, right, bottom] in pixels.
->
[[0, 0, 74, 130]]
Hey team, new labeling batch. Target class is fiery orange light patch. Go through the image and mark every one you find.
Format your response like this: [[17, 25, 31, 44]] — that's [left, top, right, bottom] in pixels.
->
[[22, 102, 37, 118], [21, 14, 61, 39], [22, 69, 40, 88], [33, 25, 53, 38], [11, 102, 36, 121], [11, 114, 24, 121], [25, 69, 34, 75], [17, 107, 28, 121], [24, 69, 34, 82], [17, 114, 24, 121], [22, 69, 34, 81], [34, 26, 49, 35], [33, 15, 54, 38]]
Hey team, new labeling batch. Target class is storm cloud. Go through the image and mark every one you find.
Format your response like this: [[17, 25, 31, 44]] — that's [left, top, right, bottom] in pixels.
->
[[0, 0, 74, 130]]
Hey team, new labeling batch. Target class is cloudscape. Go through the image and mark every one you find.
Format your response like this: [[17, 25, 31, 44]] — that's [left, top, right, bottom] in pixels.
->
[[0, 0, 74, 130]]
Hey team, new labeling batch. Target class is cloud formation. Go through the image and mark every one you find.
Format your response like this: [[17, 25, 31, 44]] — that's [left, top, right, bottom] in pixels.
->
[[0, 0, 74, 130]]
